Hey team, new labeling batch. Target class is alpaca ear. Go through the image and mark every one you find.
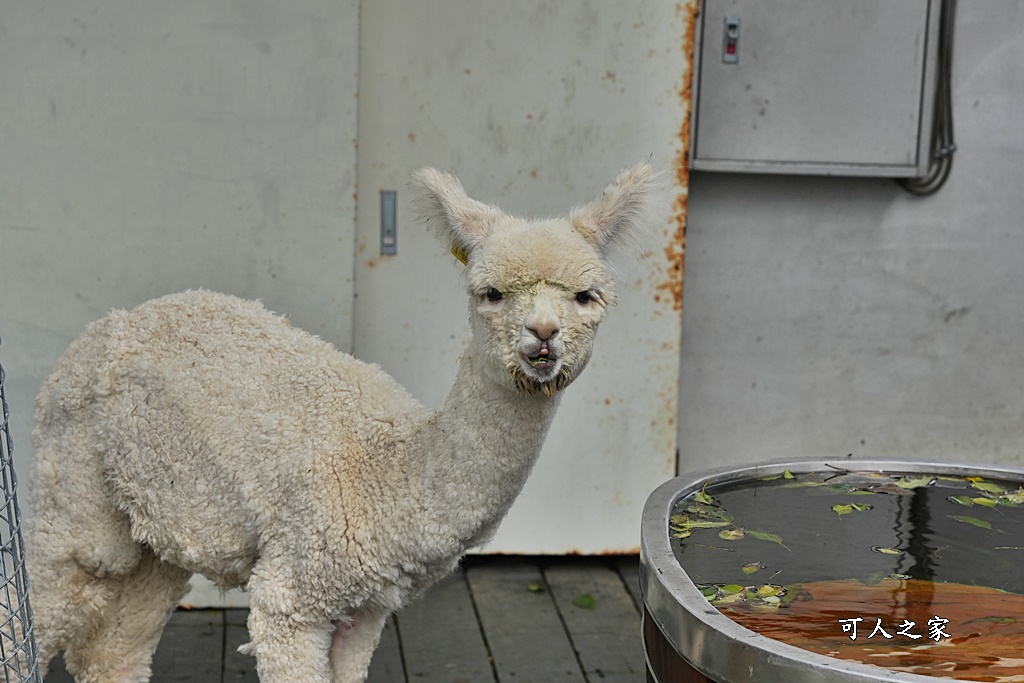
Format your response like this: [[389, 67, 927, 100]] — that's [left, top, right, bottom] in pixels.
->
[[570, 163, 657, 255], [413, 168, 504, 264]]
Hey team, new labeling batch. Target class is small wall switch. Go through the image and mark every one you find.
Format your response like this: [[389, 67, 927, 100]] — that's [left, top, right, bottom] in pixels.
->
[[723, 15, 740, 64], [380, 190, 397, 255]]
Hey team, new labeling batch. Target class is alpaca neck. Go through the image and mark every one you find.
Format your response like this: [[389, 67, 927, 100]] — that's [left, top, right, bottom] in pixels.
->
[[409, 347, 562, 550]]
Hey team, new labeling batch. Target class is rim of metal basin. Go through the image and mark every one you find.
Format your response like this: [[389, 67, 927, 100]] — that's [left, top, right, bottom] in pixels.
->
[[640, 456, 1024, 683]]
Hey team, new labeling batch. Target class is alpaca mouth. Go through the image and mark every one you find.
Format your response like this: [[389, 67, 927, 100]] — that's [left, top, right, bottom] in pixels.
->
[[527, 354, 555, 371], [524, 342, 558, 372]]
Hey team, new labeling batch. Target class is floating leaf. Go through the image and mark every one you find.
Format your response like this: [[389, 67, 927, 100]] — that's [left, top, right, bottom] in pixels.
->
[[851, 503, 873, 512], [757, 584, 782, 597], [742, 562, 764, 575], [832, 504, 853, 517], [963, 616, 1017, 626], [949, 514, 1004, 532], [869, 484, 915, 497], [719, 528, 745, 541], [896, 476, 934, 489], [714, 591, 746, 606], [999, 488, 1024, 505], [672, 529, 692, 539], [572, 594, 596, 609], [747, 529, 789, 550], [865, 571, 888, 586], [806, 484, 857, 496], [871, 546, 903, 555], [972, 497, 998, 507], [783, 469, 796, 480], [694, 490, 714, 505], [948, 495, 975, 507], [761, 595, 781, 604], [970, 480, 1008, 495], [687, 520, 733, 529], [527, 583, 545, 593], [720, 584, 744, 595], [781, 481, 828, 489], [699, 585, 719, 600]]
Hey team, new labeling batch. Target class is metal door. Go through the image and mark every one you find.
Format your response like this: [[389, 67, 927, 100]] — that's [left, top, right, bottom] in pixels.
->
[[354, 0, 693, 553]]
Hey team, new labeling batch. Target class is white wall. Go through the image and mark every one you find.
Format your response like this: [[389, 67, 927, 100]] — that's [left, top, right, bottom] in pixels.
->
[[678, 2, 1024, 472], [0, 0, 359, 607], [0, 0, 359, 485]]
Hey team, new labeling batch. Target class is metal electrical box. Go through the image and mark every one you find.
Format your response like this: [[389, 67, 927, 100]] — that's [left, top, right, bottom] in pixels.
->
[[691, 0, 941, 177]]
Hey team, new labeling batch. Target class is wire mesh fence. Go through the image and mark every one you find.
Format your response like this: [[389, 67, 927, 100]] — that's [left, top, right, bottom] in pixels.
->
[[0, 344, 43, 682]]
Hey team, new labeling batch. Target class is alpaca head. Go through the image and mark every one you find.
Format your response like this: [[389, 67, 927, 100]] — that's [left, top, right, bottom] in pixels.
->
[[415, 163, 657, 397]]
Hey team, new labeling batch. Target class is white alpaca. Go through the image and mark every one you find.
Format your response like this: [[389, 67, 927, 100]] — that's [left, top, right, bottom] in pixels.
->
[[27, 163, 657, 683]]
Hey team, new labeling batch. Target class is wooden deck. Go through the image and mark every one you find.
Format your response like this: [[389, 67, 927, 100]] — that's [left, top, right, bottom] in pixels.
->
[[45, 556, 647, 683]]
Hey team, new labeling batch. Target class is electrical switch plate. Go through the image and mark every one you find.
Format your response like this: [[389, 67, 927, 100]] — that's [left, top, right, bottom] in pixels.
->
[[380, 190, 397, 255], [723, 15, 740, 64]]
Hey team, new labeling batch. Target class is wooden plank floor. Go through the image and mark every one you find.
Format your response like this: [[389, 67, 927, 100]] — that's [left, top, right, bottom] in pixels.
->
[[45, 556, 646, 683]]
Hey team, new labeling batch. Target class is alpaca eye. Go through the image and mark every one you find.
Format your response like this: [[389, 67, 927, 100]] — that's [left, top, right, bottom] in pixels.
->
[[485, 288, 504, 303], [575, 291, 592, 304]]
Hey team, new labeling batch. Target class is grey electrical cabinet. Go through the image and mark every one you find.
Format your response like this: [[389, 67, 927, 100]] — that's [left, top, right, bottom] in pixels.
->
[[690, 0, 941, 177]]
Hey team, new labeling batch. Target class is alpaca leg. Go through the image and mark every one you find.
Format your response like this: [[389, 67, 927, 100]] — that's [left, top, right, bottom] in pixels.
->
[[63, 548, 191, 683], [28, 435, 143, 674], [328, 609, 388, 683], [246, 605, 334, 683]]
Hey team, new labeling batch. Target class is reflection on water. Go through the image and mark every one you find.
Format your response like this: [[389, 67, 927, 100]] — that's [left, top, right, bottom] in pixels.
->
[[671, 470, 1024, 681]]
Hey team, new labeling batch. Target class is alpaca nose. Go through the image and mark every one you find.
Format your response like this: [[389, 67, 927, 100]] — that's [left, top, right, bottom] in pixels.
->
[[526, 320, 560, 341]]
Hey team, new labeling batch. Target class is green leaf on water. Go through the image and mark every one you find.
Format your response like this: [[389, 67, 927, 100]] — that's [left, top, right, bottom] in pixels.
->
[[871, 546, 903, 555], [999, 488, 1024, 505], [720, 584, 744, 595], [699, 585, 719, 600], [832, 504, 853, 517], [970, 480, 1008, 495], [742, 562, 763, 575], [783, 469, 796, 480], [572, 594, 596, 609], [972, 497, 998, 507], [949, 514, 1004, 532], [781, 481, 828, 488], [963, 616, 1017, 626], [694, 490, 714, 505], [948, 495, 975, 507], [747, 529, 790, 550], [896, 476, 934, 489], [851, 503, 873, 512], [671, 529, 692, 539], [719, 528, 745, 541], [527, 583, 545, 593], [687, 520, 733, 529]]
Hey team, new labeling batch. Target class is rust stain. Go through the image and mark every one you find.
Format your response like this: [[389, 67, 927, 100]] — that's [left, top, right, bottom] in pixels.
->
[[366, 259, 377, 269], [656, 1, 699, 314]]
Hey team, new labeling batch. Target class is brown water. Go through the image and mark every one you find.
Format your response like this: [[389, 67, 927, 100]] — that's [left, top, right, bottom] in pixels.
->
[[670, 469, 1024, 681]]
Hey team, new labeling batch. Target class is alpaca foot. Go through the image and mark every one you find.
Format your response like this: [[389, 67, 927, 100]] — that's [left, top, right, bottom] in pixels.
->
[[329, 610, 388, 683]]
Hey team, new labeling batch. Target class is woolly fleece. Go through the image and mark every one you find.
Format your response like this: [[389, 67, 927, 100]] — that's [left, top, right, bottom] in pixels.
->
[[27, 163, 657, 683]]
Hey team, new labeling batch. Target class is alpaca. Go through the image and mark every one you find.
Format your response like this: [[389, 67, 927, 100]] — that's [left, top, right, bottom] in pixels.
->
[[27, 162, 657, 683]]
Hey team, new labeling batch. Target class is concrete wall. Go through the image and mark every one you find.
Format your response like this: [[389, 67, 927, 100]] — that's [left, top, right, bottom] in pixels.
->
[[0, 0, 359, 606], [678, 2, 1024, 472], [0, 0, 359, 483]]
